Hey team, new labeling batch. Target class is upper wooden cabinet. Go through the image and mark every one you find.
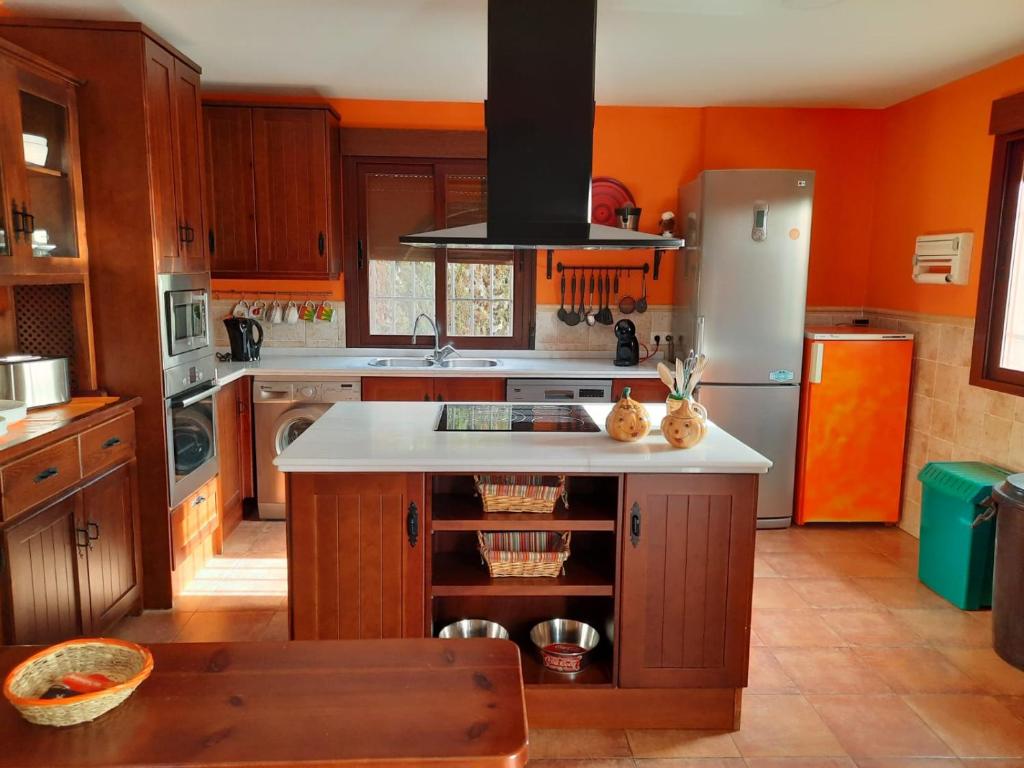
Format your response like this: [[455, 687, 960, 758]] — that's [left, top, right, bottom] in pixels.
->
[[144, 39, 207, 274], [0, 39, 88, 278], [204, 102, 342, 279]]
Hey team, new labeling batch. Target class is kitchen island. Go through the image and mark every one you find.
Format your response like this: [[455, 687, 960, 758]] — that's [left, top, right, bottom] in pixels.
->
[[278, 401, 771, 729]]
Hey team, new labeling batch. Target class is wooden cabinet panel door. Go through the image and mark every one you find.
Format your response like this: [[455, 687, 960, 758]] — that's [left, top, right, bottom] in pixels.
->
[[289, 473, 425, 641], [434, 377, 506, 402], [80, 463, 140, 633], [620, 474, 757, 688], [361, 377, 434, 402], [613, 378, 668, 403], [3, 495, 85, 644], [171, 59, 207, 273], [205, 105, 257, 275], [142, 39, 182, 273], [215, 379, 243, 536], [252, 108, 329, 276]]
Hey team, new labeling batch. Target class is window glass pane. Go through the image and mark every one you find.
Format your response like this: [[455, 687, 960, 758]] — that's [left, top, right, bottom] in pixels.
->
[[365, 172, 436, 336], [1000, 173, 1024, 372], [446, 256, 514, 338]]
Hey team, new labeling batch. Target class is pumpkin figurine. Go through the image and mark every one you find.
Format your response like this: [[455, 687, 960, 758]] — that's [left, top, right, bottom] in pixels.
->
[[661, 398, 708, 449], [605, 387, 651, 442]]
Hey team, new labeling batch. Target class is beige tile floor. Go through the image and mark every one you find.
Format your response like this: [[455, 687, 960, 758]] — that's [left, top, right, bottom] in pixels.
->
[[112, 521, 1024, 767]]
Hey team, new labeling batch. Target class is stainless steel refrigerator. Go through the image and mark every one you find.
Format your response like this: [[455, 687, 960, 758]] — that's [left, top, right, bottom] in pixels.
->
[[672, 169, 815, 529]]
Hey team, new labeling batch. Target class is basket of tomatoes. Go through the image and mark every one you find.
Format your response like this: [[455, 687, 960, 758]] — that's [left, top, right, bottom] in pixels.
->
[[3, 638, 153, 727]]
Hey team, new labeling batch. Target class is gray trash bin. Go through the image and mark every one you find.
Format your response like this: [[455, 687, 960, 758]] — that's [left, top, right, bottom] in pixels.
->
[[991, 473, 1024, 670]]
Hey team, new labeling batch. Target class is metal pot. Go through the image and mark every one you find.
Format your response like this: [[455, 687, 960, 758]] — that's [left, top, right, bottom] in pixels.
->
[[0, 355, 70, 409], [438, 619, 510, 640], [530, 619, 599, 673]]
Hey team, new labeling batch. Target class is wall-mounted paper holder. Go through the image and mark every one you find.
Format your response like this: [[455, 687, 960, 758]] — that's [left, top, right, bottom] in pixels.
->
[[912, 232, 973, 285]]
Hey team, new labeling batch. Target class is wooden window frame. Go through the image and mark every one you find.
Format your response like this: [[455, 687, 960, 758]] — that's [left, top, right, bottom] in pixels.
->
[[342, 130, 535, 350], [971, 90, 1024, 396]]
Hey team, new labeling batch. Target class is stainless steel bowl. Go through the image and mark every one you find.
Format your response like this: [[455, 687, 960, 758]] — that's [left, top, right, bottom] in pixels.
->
[[438, 619, 510, 640], [530, 619, 600, 673]]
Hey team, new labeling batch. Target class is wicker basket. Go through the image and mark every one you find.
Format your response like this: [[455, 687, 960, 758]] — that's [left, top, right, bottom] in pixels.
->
[[477, 530, 571, 577], [475, 474, 568, 514], [3, 638, 153, 727]]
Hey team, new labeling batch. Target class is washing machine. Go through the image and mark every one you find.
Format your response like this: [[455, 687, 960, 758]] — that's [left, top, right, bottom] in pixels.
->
[[254, 377, 361, 519]]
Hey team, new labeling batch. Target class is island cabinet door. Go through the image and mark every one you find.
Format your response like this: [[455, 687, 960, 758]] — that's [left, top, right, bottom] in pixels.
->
[[619, 474, 757, 688], [289, 473, 426, 640]]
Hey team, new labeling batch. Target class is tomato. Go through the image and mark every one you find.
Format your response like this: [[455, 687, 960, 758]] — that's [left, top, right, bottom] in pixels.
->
[[61, 672, 114, 693]]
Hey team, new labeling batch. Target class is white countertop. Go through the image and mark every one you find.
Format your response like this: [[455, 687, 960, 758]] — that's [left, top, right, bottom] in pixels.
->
[[275, 401, 772, 474], [215, 353, 662, 384]]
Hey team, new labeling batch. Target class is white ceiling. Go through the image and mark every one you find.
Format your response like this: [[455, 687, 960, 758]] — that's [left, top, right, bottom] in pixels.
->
[[6, 0, 1024, 108]]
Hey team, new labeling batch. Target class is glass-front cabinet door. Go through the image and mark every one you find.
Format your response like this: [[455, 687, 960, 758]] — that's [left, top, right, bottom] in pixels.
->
[[0, 62, 86, 275]]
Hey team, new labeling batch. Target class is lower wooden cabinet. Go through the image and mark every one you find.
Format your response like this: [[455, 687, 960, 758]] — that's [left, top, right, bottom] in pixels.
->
[[170, 477, 219, 596], [3, 495, 85, 644], [619, 474, 757, 688], [2, 461, 142, 644], [80, 463, 141, 632], [613, 378, 667, 403], [361, 377, 505, 402], [289, 473, 425, 640], [215, 378, 251, 539]]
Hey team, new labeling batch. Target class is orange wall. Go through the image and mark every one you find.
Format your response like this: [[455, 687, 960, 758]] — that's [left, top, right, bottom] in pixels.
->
[[209, 97, 877, 309], [702, 108, 882, 309], [866, 52, 1024, 317]]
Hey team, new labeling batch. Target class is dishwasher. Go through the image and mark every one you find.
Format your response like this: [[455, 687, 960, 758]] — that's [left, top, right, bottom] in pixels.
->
[[505, 379, 613, 402]]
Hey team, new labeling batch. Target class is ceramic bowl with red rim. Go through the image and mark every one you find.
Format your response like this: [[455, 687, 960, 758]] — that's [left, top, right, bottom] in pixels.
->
[[530, 619, 599, 674]]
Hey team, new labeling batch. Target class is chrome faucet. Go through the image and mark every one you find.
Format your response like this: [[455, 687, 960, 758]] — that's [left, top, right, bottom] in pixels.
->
[[412, 313, 457, 364]]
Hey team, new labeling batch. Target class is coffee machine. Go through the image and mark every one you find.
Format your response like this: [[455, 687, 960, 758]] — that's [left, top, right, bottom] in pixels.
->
[[613, 319, 640, 367], [224, 317, 264, 362]]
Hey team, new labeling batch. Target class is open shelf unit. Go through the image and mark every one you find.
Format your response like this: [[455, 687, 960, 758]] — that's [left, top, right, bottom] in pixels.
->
[[428, 473, 620, 688]]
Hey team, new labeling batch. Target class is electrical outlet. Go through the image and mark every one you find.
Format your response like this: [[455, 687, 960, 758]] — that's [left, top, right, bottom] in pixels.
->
[[651, 330, 668, 345]]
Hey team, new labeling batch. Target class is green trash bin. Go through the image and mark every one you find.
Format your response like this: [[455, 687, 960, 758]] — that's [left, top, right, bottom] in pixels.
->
[[917, 461, 1010, 610]]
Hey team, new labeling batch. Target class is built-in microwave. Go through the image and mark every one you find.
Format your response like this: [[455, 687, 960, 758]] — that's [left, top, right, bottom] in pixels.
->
[[158, 273, 210, 370]]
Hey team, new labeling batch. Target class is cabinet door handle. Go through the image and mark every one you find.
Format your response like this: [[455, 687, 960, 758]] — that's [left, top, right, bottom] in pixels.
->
[[193, 495, 206, 506], [87, 522, 100, 549], [33, 467, 58, 483], [102, 436, 122, 450], [75, 527, 89, 551], [436, 393, 444, 402], [179, 223, 189, 244], [11, 201, 23, 240], [406, 501, 419, 548], [357, 238, 364, 269], [317, 231, 325, 256], [208, 229, 216, 254], [422, 393, 429, 401], [23, 206, 34, 235], [630, 501, 641, 547]]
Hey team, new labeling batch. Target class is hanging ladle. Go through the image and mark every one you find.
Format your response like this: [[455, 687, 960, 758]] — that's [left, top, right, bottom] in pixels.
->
[[636, 269, 649, 313], [565, 272, 580, 326], [557, 272, 568, 323]]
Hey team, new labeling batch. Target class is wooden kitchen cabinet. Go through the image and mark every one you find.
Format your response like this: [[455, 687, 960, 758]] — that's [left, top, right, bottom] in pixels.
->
[[0, 399, 143, 644], [79, 462, 141, 632], [619, 474, 757, 688], [613, 378, 668, 403], [215, 378, 249, 540], [204, 102, 342, 279], [170, 477, 219, 596], [361, 376, 506, 402], [289, 473, 425, 640], [144, 38, 207, 274], [3, 494, 85, 644], [0, 37, 88, 278]]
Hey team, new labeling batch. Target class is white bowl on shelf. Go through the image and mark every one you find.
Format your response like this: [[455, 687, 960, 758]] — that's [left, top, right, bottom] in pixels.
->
[[22, 133, 48, 166]]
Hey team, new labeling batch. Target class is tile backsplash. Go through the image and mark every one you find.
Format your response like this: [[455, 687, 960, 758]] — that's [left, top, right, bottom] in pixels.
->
[[211, 300, 346, 349], [807, 305, 1024, 538], [534, 303, 674, 353]]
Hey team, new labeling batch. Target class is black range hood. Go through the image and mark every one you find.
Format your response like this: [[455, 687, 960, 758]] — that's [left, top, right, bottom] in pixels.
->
[[399, 0, 682, 251]]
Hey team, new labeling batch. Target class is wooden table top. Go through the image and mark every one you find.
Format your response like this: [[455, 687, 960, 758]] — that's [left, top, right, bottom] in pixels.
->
[[0, 639, 529, 768]]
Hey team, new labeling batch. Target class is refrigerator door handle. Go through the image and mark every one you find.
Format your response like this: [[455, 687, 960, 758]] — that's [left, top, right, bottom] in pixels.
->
[[809, 342, 824, 384], [696, 315, 706, 357]]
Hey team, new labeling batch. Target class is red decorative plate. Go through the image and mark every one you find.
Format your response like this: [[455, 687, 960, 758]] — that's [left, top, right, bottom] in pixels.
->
[[591, 177, 635, 226]]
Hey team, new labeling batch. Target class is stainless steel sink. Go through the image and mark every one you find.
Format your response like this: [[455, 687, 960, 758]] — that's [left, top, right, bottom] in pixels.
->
[[436, 358, 500, 369], [368, 357, 435, 368]]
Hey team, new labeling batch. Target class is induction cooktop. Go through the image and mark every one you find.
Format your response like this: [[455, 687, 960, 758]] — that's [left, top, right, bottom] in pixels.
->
[[435, 404, 600, 432]]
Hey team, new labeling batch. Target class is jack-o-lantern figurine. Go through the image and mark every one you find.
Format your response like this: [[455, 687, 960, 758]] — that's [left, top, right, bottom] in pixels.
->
[[605, 387, 651, 442], [661, 399, 707, 449]]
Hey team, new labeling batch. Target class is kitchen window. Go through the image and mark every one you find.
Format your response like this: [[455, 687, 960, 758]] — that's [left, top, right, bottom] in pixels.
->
[[972, 89, 1024, 396], [344, 151, 534, 349]]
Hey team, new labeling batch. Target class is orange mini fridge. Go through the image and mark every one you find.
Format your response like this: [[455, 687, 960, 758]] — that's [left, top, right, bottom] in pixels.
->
[[795, 327, 914, 524]]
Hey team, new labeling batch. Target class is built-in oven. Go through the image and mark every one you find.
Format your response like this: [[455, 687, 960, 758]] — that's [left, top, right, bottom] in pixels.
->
[[157, 273, 211, 369], [164, 355, 219, 507]]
